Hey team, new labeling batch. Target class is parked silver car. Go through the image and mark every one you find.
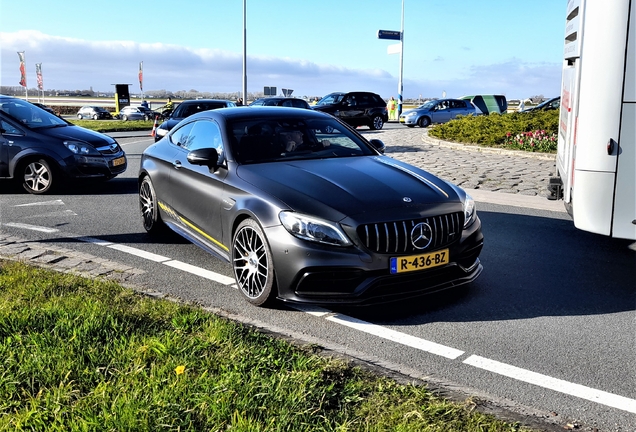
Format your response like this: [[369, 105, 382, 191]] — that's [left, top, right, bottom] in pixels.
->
[[77, 106, 113, 120], [399, 98, 476, 128]]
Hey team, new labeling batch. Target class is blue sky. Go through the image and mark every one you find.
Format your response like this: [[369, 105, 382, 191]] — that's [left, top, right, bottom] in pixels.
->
[[0, 0, 566, 100]]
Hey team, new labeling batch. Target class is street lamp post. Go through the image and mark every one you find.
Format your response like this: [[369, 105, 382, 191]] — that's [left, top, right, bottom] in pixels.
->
[[378, 0, 405, 117], [242, 0, 247, 103]]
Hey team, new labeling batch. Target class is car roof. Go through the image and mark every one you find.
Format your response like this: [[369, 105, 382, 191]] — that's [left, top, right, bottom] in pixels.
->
[[178, 99, 232, 105], [189, 106, 331, 121]]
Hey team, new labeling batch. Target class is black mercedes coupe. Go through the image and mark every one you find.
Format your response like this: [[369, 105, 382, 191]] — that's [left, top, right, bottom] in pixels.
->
[[138, 107, 483, 307]]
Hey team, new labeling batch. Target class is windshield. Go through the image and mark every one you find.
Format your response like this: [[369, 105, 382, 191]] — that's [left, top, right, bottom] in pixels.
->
[[229, 117, 376, 164], [417, 100, 438, 109], [172, 102, 227, 118], [0, 99, 69, 129], [317, 93, 344, 106]]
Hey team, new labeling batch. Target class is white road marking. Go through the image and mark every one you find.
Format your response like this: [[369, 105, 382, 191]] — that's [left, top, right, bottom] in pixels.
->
[[289, 304, 332, 317], [326, 313, 465, 360], [3, 221, 636, 415], [163, 259, 235, 285], [3, 222, 59, 233], [22, 210, 78, 218], [77, 236, 114, 246], [14, 199, 65, 207], [118, 138, 152, 145], [106, 243, 171, 263], [464, 355, 636, 414]]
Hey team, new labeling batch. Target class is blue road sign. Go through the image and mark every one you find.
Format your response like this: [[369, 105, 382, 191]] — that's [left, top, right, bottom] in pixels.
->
[[377, 30, 401, 40]]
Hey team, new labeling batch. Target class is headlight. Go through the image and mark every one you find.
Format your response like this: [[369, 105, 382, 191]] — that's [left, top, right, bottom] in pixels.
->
[[279, 211, 352, 246], [156, 124, 169, 137], [63, 141, 99, 155], [463, 193, 476, 228]]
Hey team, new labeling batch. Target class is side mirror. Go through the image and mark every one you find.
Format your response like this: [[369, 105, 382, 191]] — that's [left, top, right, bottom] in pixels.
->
[[187, 148, 220, 171], [368, 139, 385, 154]]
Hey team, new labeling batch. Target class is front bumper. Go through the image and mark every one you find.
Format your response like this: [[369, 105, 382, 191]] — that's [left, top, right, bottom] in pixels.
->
[[399, 116, 417, 126], [266, 216, 484, 306], [63, 151, 127, 178]]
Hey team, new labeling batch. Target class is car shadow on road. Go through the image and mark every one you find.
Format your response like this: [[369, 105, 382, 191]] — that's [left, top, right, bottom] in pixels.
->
[[340, 210, 635, 325], [0, 177, 138, 196]]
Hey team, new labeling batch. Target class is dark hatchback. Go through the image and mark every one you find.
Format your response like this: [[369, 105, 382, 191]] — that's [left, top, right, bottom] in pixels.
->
[[250, 97, 311, 109], [0, 95, 127, 194], [139, 107, 483, 307], [312, 91, 388, 130], [154, 99, 236, 142]]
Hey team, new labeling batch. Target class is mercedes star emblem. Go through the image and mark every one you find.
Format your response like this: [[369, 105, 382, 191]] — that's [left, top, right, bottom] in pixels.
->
[[410, 222, 433, 249]]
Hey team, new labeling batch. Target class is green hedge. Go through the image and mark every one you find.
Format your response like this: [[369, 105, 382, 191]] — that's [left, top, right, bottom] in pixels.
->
[[429, 110, 559, 152]]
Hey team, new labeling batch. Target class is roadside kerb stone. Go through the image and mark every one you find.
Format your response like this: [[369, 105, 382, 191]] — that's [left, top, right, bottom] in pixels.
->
[[0, 233, 146, 285]]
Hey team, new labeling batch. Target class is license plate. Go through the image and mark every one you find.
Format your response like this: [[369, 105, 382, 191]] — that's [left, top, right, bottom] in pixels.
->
[[390, 249, 449, 274], [399, 118, 405, 123], [112, 157, 126, 167]]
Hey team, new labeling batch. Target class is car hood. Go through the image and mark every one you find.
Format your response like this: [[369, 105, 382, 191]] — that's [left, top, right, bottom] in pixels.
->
[[402, 107, 431, 115], [38, 125, 116, 146], [162, 118, 183, 130], [236, 156, 461, 222]]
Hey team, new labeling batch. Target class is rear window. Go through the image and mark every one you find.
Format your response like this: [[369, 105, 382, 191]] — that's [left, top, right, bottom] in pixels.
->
[[174, 102, 227, 118]]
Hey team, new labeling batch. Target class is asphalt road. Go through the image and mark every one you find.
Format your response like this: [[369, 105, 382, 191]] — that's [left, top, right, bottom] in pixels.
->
[[1, 128, 634, 431]]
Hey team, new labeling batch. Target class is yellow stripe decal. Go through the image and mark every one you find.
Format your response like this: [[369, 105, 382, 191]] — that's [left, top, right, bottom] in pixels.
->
[[159, 201, 229, 252]]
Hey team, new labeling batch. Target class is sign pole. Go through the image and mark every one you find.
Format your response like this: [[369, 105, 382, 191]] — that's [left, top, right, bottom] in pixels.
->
[[398, 0, 404, 117]]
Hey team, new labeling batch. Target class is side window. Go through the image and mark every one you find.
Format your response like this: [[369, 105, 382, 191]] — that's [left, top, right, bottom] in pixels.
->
[[358, 94, 372, 108], [471, 96, 487, 114], [187, 120, 225, 163], [169, 121, 195, 148], [1, 119, 23, 135]]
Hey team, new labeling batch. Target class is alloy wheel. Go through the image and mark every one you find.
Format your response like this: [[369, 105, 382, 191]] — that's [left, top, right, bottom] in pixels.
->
[[232, 219, 274, 305], [23, 160, 52, 194]]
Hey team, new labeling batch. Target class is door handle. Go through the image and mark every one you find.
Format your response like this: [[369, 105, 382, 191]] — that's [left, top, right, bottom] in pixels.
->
[[172, 160, 182, 169]]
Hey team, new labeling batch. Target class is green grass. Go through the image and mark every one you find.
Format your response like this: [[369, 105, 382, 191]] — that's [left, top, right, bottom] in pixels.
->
[[70, 119, 154, 133], [0, 260, 532, 431]]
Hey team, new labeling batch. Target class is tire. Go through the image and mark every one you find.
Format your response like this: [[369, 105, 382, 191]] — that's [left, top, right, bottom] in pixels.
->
[[369, 115, 384, 130], [232, 219, 276, 306], [418, 117, 431, 128], [122, 115, 128, 122], [92, 114, 98, 120], [77, 114, 83, 119], [144, 115, 150, 121], [22, 159, 54, 194], [139, 176, 166, 234]]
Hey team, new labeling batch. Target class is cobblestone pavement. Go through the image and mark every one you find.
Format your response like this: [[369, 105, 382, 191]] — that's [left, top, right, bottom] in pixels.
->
[[375, 127, 557, 198], [0, 233, 148, 287]]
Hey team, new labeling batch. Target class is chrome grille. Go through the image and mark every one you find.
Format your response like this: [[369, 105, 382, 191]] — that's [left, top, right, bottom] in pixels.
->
[[96, 143, 121, 155], [357, 212, 463, 254]]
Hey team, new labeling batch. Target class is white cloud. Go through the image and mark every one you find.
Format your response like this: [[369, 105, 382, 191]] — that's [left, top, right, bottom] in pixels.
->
[[1, 30, 560, 99]]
